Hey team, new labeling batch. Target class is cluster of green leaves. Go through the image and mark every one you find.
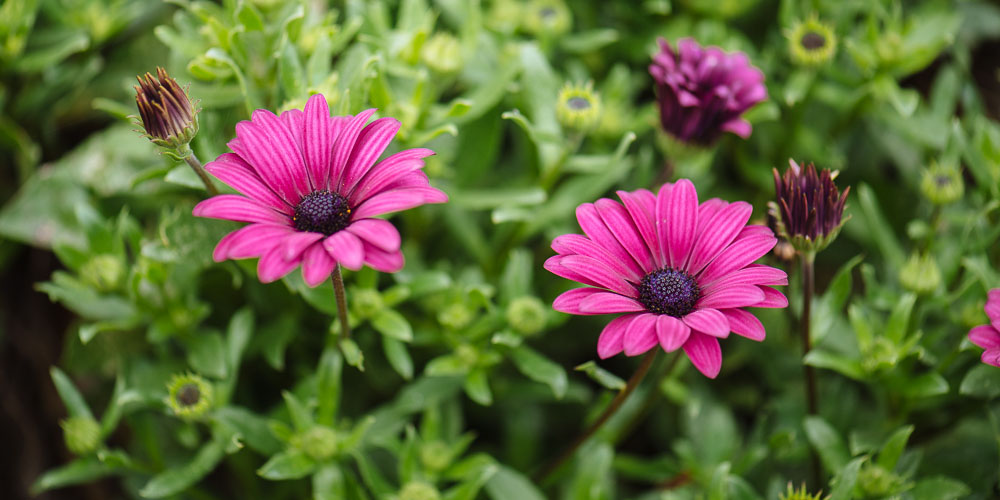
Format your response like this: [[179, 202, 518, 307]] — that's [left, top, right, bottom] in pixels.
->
[[2, 0, 1000, 498]]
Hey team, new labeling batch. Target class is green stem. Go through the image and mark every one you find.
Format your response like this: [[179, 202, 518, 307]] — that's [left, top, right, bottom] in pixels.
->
[[331, 265, 351, 340], [801, 251, 820, 487], [534, 350, 658, 483], [183, 151, 219, 196]]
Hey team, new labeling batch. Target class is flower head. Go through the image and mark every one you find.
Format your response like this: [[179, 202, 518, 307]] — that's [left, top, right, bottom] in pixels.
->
[[134, 67, 199, 154], [522, 0, 572, 37], [787, 17, 837, 66], [556, 82, 602, 132], [546, 180, 788, 378], [421, 33, 463, 74], [920, 161, 964, 205], [769, 159, 850, 254], [969, 289, 1000, 367], [167, 373, 214, 419], [193, 94, 447, 285], [649, 38, 767, 145], [779, 482, 827, 500]]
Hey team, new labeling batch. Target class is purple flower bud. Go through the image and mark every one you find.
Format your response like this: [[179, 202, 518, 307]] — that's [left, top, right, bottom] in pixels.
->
[[649, 38, 767, 145], [769, 159, 850, 254]]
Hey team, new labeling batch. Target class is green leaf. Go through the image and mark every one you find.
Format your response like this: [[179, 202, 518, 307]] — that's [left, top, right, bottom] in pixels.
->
[[899, 372, 949, 399], [804, 416, 850, 473], [828, 457, 866, 500], [312, 464, 345, 500], [214, 406, 282, 455], [825, 255, 864, 311], [371, 308, 413, 342], [885, 293, 916, 343], [227, 309, 254, 371], [500, 249, 532, 302], [567, 442, 613, 500], [257, 449, 317, 480], [187, 332, 227, 379], [316, 348, 343, 425], [282, 391, 314, 432], [559, 28, 619, 53], [31, 458, 119, 494], [340, 337, 365, 371], [279, 42, 306, 99], [574, 361, 626, 391], [139, 437, 227, 497], [484, 465, 546, 500], [382, 336, 414, 380], [508, 345, 567, 399], [959, 364, 1000, 398], [164, 165, 204, 189], [853, 184, 905, 269], [803, 349, 865, 380], [50, 367, 93, 420], [910, 477, 970, 500], [463, 369, 493, 406], [449, 186, 547, 210], [876, 425, 913, 471]]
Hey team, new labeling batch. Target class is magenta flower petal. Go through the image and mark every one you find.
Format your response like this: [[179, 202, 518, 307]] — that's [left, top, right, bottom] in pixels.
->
[[346, 218, 401, 252], [969, 325, 1000, 350], [194, 95, 445, 285], [683, 332, 722, 379], [578, 292, 646, 314], [546, 180, 787, 377], [597, 314, 637, 359], [623, 314, 659, 356], [655, 315, 690, 352], [984, 349, 1000, 367], [988, 289, 1000, 331], [682, 308, 730, 338]]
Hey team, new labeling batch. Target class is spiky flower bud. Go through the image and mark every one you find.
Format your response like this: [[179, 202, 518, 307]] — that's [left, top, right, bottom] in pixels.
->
[[556, 82, 602, 133], [506, 296, 547, 335], [79, 254, 125, 292], [899, 252, 941, 295], [787, 17, 837, 66], [61, 416, 101, 455], [779, 482, 827, 500], [769, 159, 850, 255], [296, 426, 338, 461], [399, 481, 441, 500], [522, 0, 571, 37], [421, 33, 463, 74], [134, 67, 199, 156], [920, 161, 964, 205], [166, 373, 213, 420]]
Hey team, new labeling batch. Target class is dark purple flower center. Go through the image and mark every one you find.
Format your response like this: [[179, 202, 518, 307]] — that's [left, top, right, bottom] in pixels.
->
[[567, 96, 591, 110], [800, 32, 826, 50], [934, 175, 952, 187], [177, 384, 200, 407], [638, 268, 700, 318], [294, 190, 352, 235]]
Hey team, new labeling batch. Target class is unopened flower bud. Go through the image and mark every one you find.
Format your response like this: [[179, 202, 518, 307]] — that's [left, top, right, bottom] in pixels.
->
[[79, 254, 125, 293], [787, 17, 837, 66], [352, 288, 384, 319], [522, 0, 571, 37], [769, 159, 850, 254], [506, 296, 547, 335], [556, 82, 602, 133], [856, 464, 906, 497], [419, 440, 452, 472], [167, 373, 213, 420], [296, 426, 338, 461], [779, 482, 826, 500], [438, 302, 474, 330], [399, 481, 441, 500], [920, 161, 964, 205], [61, 416, 101, 455], [421, 33, 462, 74], [134, 67, 199, 156], [487, 0, 521, 34], [899, 253, 941, 295]]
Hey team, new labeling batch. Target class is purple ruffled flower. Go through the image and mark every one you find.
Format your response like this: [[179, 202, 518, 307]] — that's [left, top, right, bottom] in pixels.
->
[[649, 37, 767, 145]]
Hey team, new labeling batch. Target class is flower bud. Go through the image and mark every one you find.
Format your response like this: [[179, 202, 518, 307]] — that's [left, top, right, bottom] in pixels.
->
[[522, 0, 571, 37], [769, 159, 850, 254], [920, 161, 964, 205], [779, 482, 825, 500], [487, 0, 521, 34], [419, 440, 452, 472], [61, 416, 101, 455], [438, 302, 475, 330], [134, 67, 200, 156], [167, 373, 214, 420], [421, 33, 463, 74], [505, 296, 547, 335], [556, 82, 602, 133], [399, 481, 441, 500], [787, 17, 837, 66], [351, 288, 384, 319], [899, 252, 941, 295], [296, 426, 338, 461], [856, 463, 907, 497], [79, 254, 125, 293]]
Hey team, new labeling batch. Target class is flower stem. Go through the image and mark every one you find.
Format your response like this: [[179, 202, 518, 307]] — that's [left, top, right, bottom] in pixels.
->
[[331, 265, 351, 340], [534, 349, 658, 483], [801, 250, 820, 486], [183, 151, 219, 196]]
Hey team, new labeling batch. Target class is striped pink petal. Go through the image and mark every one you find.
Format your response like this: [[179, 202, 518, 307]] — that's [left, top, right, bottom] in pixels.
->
[[988, 289, 1000, 331], [721, 308, 765, 341], [303, 94, 333, 190], [346, 218, 401, 252], [616, 189, 659, 267], [281, 232, 324, 261], [193, 195, 288, 224], [551, 234, 642, 282], [623, 313, 659, 356], [553, 288, 606, 315], [754, 287, 788, 308], [595, 198, 654, 272], [686, 201, 752, 275], [697, 232, 777, 284], [323, 230, 364, 270], [554, 255, 638, 298], [697, 285, 765, 309], [597, 314, 638, 359], [576, 203, 644, 278], [352, 187, 446, 219], [700, 264, 788, 295], [578, 292, 646, 314], [205, 153, 291, 213], [657, 179, 698, 269], [683, 332, 722, 378], [983, 349, 1000, 367], [340, 117, 401, 195], [250, 109, 309, 199], [655, 315, 690, 352], [361, 242, 404, 273], [257, 246, 302, 283], [350, 148, 434, 205], [681, 308, 730, 338], [330, 109, 378, 188], [301, 244, 337, 287], [969, 325, 1000, 350]]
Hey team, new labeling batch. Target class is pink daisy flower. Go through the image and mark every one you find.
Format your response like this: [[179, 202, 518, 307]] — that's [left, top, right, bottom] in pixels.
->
[[969, 289, 1000, 367], [193, 94, 447, 286], [545, 179, 788, 378]]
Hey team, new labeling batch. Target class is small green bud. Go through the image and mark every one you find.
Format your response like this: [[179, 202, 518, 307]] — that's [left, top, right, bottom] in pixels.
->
[[862, 338, 898, 374], [399, 481, 441, 500], [421, 33, 462, 74], [61, 416, 101, 455], [506, 296, 547, 335], [522, 0, 571, 37], [486, 0, 521, 34], [79, 254, 125, 292], [296, 426, 339, 461], [455, 344, 479, 368], [787, 17, 837, 66], [920, 161, 964, 205], [438, 302, 475, 330], [855, 464, 908, 497], [899, 252, 941, 295], [960, 300, 987, 329], [779, 482, 827, 500], [419, 440, 452, 472], [352, 288, 384, 319], [556, 82, 602, 133], [167, 373, 214, 420]]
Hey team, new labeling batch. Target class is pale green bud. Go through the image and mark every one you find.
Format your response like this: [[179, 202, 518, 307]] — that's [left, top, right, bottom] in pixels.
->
[[505, 296, 547, 335], [61, 416, 101, 455], [899, 253, 941, 295]]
